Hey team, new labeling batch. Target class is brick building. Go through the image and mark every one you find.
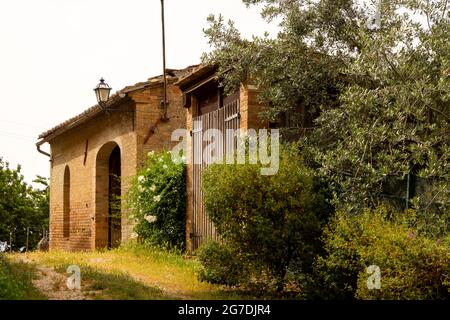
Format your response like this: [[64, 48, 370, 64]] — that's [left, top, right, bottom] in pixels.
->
[[37, 67, 193, 251], [175, 65, 268, 252]]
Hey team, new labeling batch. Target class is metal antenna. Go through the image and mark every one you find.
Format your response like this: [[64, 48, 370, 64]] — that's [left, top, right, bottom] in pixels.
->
[[161, 0, 168, 121]]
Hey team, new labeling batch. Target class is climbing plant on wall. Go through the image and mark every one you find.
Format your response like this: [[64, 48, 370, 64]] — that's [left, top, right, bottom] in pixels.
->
[[128, 151, 186, 250]]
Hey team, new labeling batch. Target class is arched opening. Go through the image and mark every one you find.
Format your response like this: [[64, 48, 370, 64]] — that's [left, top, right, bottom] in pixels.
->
[[95, 142, 122, 249], [63, 165, 70, 239], [108, 146, 121, 248]]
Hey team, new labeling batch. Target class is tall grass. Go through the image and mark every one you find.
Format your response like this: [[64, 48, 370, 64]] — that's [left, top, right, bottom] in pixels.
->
[[19, 243, 253, 300], [0, 254, 46, 300]]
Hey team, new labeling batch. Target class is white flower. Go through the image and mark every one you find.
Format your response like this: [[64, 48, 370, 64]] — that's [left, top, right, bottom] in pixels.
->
[[172, 154, 185, 164], [148, 151, 155, 157], [138, 185, 145, 193], [163, 164, 168, 169], [138, 175, 145, 183], [158, 157, 164, 162], [150, 185, 156, 192], [144, 215, 157, 223], [130, 232, 139, 239], [153, 195, 161, 203]]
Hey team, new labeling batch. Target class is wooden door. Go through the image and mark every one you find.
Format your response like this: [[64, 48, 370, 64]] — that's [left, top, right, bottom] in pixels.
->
[[191, 100, 240, 251]]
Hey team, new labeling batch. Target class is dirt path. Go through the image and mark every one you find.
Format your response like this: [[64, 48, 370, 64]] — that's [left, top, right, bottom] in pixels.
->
[[87, 257, 190, 299], [13, 255, 186, 300], [10, 251, 223, 300], [13, 256, 89, 300]]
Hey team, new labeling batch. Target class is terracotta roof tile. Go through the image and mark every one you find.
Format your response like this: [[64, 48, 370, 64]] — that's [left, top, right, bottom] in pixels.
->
[[175, 64, 217, 89], [38, 65, 198, 141]]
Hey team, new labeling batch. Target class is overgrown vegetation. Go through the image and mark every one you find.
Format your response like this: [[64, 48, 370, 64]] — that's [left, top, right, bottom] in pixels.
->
[[197, 0, 449, 299], [202, 0, 449, 219], [0, 254, 46, 300], [313, 206, 450, 300], [199, 144, 333, 293], [0, 158, 49, 251], [17, 244, 258, 300], [128, 151, 186, 250]]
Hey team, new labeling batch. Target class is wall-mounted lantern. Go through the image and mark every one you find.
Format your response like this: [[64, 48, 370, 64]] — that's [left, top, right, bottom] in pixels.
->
[[94, 78, 112, 110]]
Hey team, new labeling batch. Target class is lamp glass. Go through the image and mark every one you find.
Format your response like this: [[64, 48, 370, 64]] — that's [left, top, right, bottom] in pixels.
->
[[94, 78, 112, 105]]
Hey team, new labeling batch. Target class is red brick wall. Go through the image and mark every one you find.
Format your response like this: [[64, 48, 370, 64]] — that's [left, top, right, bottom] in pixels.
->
[[48, 83, 185, 251]]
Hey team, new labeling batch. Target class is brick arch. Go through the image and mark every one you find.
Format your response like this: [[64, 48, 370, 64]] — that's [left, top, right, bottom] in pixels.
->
[[94, 141, 122, 249]]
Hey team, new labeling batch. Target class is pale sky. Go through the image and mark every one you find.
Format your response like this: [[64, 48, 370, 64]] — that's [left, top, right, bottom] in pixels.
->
[[0, 0, 279, 186]]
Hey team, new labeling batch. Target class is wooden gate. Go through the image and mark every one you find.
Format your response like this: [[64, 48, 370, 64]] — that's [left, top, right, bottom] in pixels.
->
[[191, 100, 240, 251]]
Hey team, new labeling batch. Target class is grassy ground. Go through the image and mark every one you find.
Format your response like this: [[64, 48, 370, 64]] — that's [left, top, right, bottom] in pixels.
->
[[8, 244, 255, 300], [59, 264, 173, 300], [0, 254, 46, 300]]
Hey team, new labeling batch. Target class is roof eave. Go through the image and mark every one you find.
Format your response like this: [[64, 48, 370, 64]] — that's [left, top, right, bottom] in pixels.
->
[[38, 93, 129, 142], [37, 65, 199, 143], [175, 65, 218, 91]]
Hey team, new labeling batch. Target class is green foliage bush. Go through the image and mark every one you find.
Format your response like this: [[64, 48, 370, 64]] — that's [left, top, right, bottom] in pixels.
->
[[314, 206, 450, 300], [0, 255, 23, 300], [0, 158, 49, 250], [202, 0, 450, 219], [197, 241, 248, 287], [200, 0, 450, 297], [128, 151, 186, 250], [199, 144, 333, 292], [0, 255, 44, 300]]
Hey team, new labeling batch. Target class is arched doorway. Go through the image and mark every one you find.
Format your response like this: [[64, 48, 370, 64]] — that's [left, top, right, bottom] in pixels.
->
[[95, 142, 121, 249], [108, 145, 121, 248]]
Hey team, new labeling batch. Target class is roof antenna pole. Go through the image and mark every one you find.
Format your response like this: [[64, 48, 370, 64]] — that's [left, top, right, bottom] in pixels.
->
[[161, 0, 168, 121]]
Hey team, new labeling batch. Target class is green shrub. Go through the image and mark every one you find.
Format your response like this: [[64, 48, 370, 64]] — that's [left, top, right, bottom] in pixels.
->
[[128, 151, 186, 250], [197, 241, 248, 287], [0, 255, 23, 300], [0, 255, 45, 300], [314, 206, 450, 300], [200, 144, 333, 292], [0, 159, 49, 251]]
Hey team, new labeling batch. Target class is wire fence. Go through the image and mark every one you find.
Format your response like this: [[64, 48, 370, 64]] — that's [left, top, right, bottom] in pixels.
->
[[0, 226, 48, 253]]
